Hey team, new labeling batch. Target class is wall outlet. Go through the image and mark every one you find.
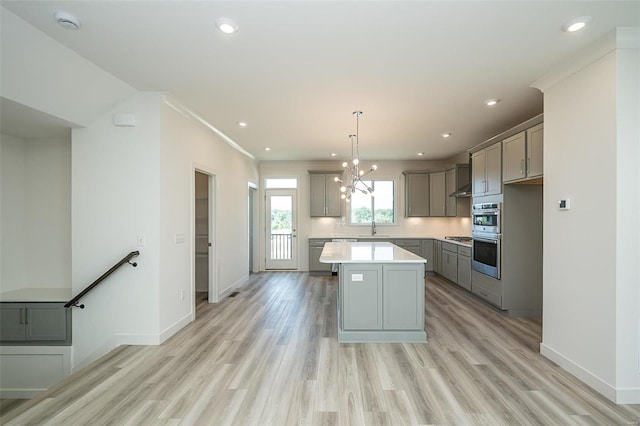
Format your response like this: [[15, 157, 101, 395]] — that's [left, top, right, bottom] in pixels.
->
[[180, 289, 185, 301], [137, 234, 146, 247]]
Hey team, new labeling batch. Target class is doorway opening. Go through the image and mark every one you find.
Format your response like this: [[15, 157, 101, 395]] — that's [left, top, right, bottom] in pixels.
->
[[194, 170, 217, 315]]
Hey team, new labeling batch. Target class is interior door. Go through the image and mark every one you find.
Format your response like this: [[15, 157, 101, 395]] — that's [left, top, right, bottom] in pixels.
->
[[265, 189, 297, 269]]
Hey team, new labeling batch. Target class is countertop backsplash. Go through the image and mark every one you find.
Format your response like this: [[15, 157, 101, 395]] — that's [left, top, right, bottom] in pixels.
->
[[309, 216, 472, 239]]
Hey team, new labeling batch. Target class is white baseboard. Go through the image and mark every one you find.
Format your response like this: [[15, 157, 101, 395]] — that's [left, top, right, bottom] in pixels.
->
[[219, 275, 249, 299], [159, 313, 193, 343], [540, 343, 640, 404]]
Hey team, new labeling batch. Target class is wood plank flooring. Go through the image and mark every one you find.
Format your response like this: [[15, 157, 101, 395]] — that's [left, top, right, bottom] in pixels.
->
[[2, 272, 639, 425]]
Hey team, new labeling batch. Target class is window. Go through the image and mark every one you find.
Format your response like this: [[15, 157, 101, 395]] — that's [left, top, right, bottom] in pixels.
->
[[265, 178, 297, 189], [350, 180, 395, 224]]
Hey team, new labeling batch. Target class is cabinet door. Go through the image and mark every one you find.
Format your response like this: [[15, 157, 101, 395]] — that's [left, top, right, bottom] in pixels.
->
[[434, 240, 442, 274], [342, 265, 383, 330], [471, 150, 486, 196], [485, 142, 502, 195], [503, 132, 526, 183], [429, 172, 446, 217], [325, 174, 342, 217], [527, 123, 544, 178], [310, 174, 327, 217], [405, 173, 429, 217], [25, 303, 67, 341], [383, 265, 424, 330], [443, 250, 458, 283], [309, 244, 331, 273], [0, 303, 26, 341], [445, 168, 457, 216], [457, 255, 471, 290], [421, 240, 434, 272]]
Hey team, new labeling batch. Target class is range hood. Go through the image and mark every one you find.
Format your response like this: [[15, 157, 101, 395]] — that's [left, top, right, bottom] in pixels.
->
[[449, 182, 472, 198], [449, 156, 472, 198]]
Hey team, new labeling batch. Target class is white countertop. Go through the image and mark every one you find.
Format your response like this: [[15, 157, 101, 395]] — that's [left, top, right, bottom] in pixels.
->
[[310, 235, 472, 248], [0, 288, 72, 302], [319, 242, 426, 264]]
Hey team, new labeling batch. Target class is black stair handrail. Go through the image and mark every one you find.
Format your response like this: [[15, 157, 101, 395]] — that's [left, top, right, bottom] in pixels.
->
[[65, 251, 140, 309]]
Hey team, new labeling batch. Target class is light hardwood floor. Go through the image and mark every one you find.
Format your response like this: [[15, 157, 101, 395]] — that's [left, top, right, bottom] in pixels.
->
[[2, 273, 639, 425]]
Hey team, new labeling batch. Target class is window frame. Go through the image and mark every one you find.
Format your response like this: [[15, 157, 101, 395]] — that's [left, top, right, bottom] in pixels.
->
[[347, 178, 397, 225]]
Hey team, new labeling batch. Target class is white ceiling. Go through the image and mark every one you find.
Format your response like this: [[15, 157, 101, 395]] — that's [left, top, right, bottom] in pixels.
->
[[1, 1, 638, 161]]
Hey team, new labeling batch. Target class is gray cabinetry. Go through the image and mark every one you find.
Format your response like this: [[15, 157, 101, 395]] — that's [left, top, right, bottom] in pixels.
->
[[472, 142, 502, 196], [429, 171, 446, 217], [383, 265, 424, 330], [394, 239, 422, 257], [0, 302, 71, 345], [404, 172, 429, 217], [342, 264, 383, 330], [445, 165, 471, 217], [441, 242, 458, 283], [503, 124, 544, 183], [309, 239, 332, 275], [433, 240, 442, 275], [421, 240, 434, 272], [457, 246, 472, 290], [309, 172, 341, 217]]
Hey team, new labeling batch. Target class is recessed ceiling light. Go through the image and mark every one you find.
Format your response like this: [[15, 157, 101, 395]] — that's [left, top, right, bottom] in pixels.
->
[[484, 99, 500, 107], [417, 152, 424, 156], [54, 11, 81, 30], [216, 18, 239, 34], [562, 16, 592, 32], [330, 153, 337, 157], [264, 147, 271, 151], [441, 133, 452, 138], [238, 121, 247, 127]]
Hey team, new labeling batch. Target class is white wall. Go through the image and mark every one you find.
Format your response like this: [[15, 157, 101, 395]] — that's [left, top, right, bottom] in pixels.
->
[[534, 28, 639, 404], [259, 160, 472, 271], [0, 134, 27, 291], [159, 101, 259, 335], [72, 92, 163, 369], [0, 135, 71, 292]]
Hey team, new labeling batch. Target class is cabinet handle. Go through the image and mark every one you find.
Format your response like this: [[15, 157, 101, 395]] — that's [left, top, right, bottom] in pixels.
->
[[25, 308, 30, 325], [479, 290, 488, 297], [19, 308, 24, 325]]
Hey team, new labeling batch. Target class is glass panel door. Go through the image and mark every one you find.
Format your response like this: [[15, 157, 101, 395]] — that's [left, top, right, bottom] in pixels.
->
[[265, 189, 297, 269]]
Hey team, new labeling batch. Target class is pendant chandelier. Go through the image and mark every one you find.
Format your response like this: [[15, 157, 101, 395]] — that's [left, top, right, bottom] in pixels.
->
[[334, 111, 378, 202]]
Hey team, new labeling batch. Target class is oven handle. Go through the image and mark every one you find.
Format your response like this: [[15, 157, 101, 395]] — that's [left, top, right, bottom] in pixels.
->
[[473, 237, 498, 244]]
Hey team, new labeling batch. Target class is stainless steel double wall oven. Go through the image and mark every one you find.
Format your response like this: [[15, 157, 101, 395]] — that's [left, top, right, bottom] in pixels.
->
[[472, 203, 501, 279]]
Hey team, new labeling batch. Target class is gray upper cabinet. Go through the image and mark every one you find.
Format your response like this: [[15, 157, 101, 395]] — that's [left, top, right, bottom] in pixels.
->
[[429, 171, 446, 217], [503, 132, 527, 182], [404, 172, 430, 217], [503, 123, 544, 184], [526, 123, 544, 178], [472, 142, 502, 196], [309, 172, 342, 217]]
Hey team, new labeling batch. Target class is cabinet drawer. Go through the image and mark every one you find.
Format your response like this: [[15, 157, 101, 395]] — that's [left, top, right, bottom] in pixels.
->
[[442, 241, 458, 253], [457, 246, 471, 257], [309, 239, 330, 247], [472, 283, 502, 307]]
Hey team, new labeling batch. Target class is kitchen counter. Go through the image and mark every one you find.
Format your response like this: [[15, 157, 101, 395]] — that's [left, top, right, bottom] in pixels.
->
[[320, 241, 427, 343], [310, 236, 472, 247], [319, 241, 426, 264], [0, 288, 72, 302]]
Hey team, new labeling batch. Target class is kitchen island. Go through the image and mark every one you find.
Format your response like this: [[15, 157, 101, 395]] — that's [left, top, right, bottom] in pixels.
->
[[320, 241, 427, 343]]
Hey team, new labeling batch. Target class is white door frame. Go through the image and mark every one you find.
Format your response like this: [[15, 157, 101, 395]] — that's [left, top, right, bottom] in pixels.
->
[[265, 188, 298, 270], [192, 164, 218, 307]]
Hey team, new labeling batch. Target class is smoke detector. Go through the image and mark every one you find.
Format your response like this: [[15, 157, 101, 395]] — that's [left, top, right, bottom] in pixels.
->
[[54, 11, 81, 30]]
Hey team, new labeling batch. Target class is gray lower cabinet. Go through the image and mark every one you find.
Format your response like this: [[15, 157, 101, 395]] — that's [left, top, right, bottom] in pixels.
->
[[393, 239, 422, 257], [441, 242, 458, 283], [433, 240, 443, 275], [340, 263, 425, 341], [342, 264, 383, 330], [0, 303, 71, 345], [421, 239, 434, 272], [457, 245, 472, 290], [309, 239, 332, 275]]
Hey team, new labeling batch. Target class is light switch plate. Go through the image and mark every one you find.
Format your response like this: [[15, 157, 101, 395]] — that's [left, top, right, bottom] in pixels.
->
[[559, 199, 571, 210], [351, 273, 363, 282]]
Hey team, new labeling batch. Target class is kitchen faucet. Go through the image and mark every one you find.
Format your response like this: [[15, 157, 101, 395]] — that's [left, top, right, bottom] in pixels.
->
[[371, 221, 376, 236]]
